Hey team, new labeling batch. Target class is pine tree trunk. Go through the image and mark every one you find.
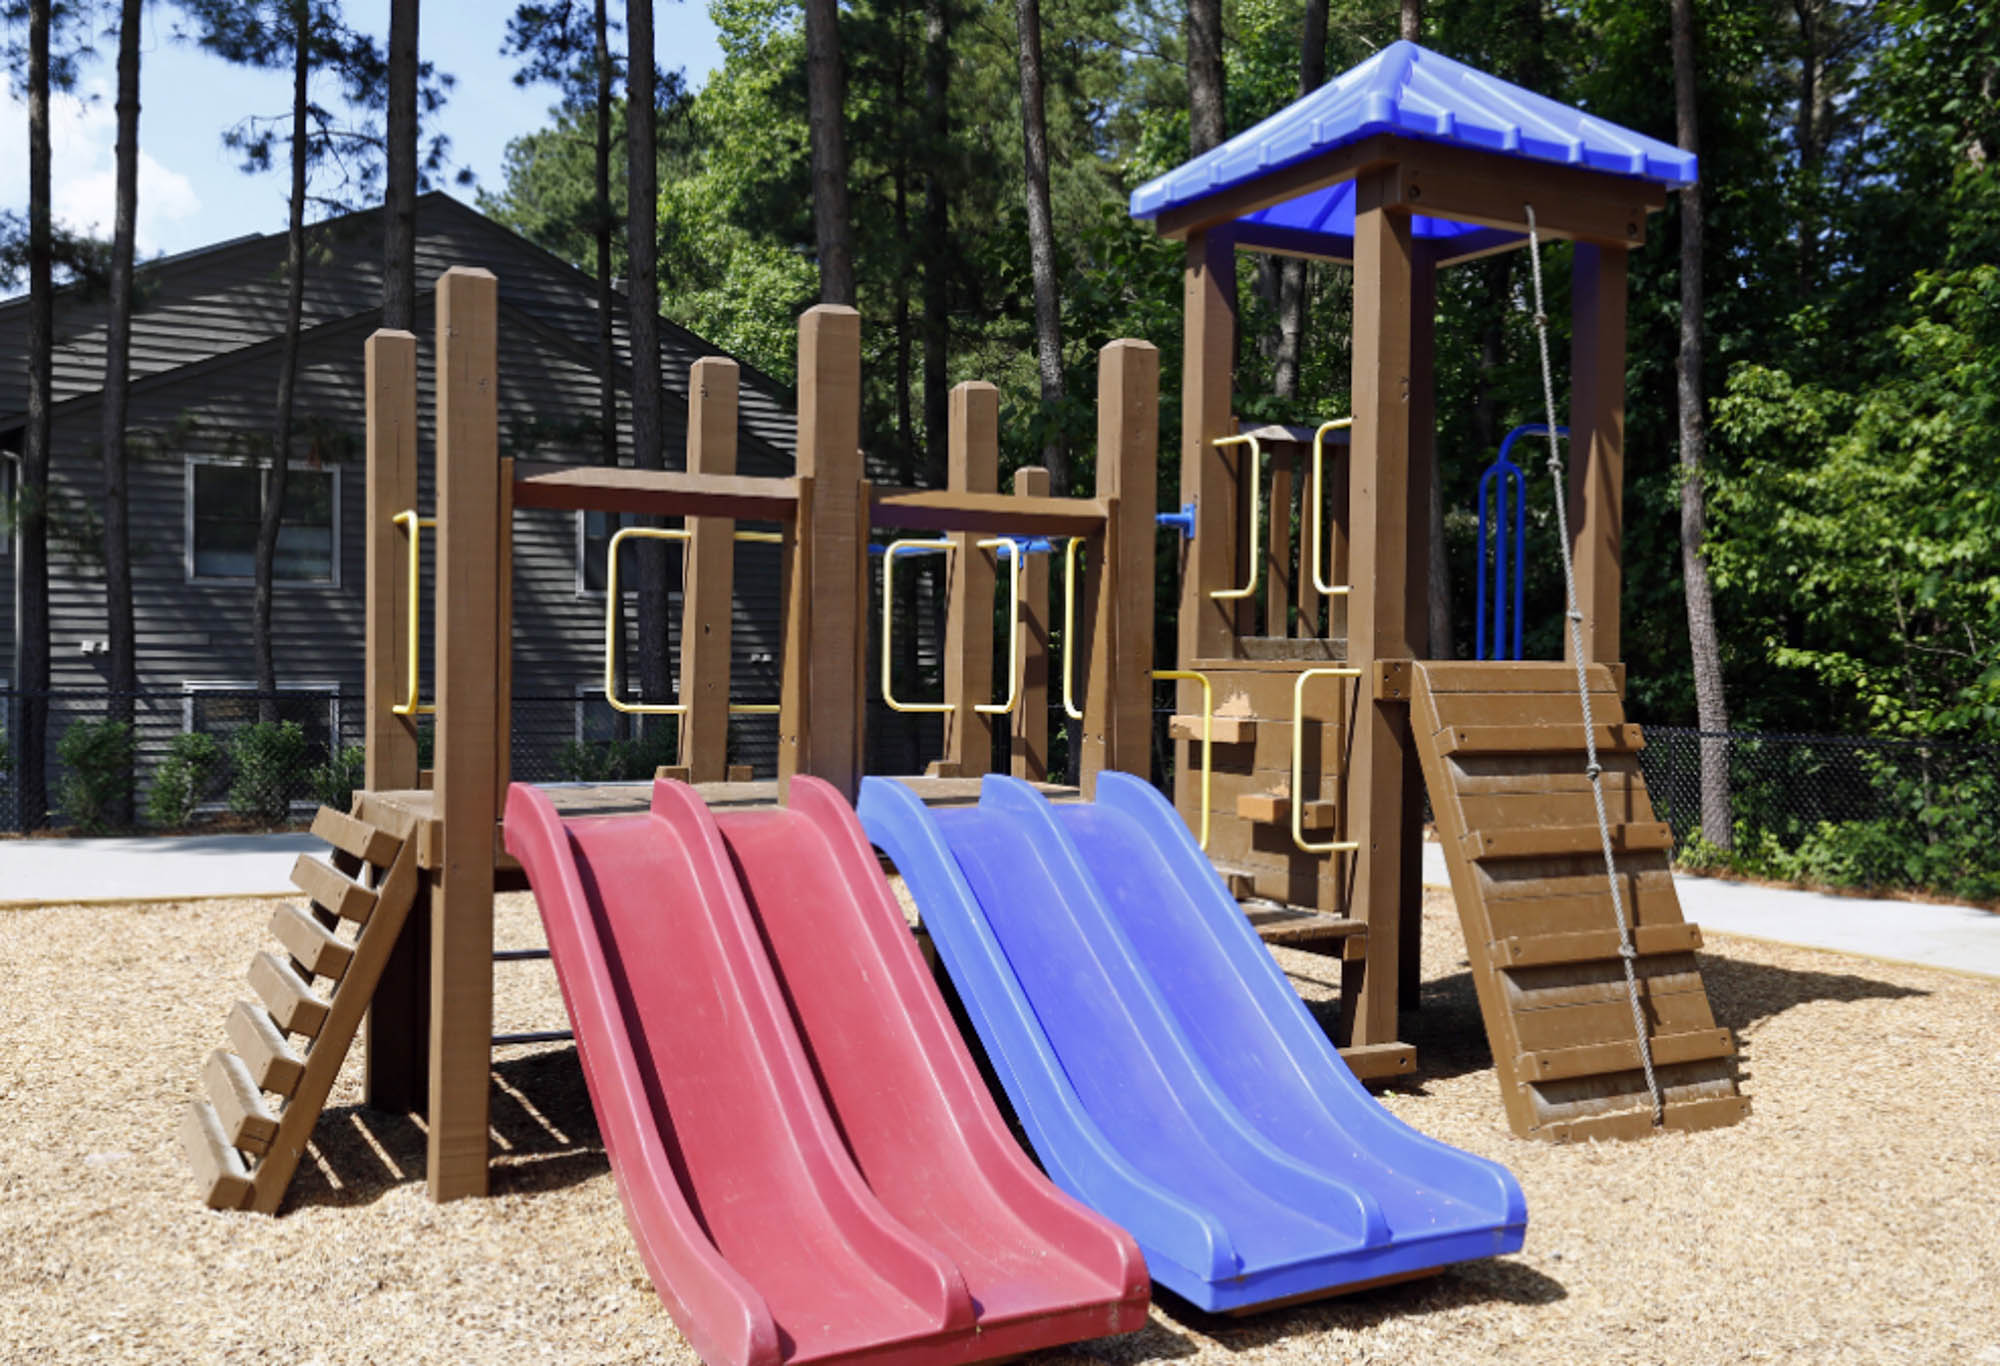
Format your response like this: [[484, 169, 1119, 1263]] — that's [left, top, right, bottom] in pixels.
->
[[1187, 0, 1224, 155], [256, 11, 312, 725], [1400, 0, 1421, 41], [383, 0, 418, 332], [804, 0, 855, 305], [18, 0, 53, 829], [626, 0, 672, 710], [99, 0, 142, 824], [1267, 0, 1326, 402], [1014, 0, 1067, 491], [921, 0, 949, 490], [1671, 0, 1732, 849]]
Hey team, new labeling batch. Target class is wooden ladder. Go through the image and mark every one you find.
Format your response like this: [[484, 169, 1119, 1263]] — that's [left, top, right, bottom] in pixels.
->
[[180, 805, 421, 1212], [1411, 661, 1750, 1141]]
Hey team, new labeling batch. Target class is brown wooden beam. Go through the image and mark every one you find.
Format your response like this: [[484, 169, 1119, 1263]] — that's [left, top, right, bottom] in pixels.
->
[[1568, 244, 1628, 664], [513, 462, 798, 521], [1400, 252, 1438, 991], [1082, 339, 1159, 796], [1343, 175, 1415, 1048], [428, 266, 501, 1201], [869, 488, 1108, 537], [1177, 228, 1237, 826], [679, 357, 740, 783], [939, 382, 998, 778]]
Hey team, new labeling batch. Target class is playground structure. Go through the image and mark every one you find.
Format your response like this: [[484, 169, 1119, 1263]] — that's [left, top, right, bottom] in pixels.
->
[[177, 48, 1748, 1344]]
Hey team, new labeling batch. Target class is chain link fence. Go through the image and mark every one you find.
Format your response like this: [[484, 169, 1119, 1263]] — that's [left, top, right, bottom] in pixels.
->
[[1639, 727, 2000, 903]]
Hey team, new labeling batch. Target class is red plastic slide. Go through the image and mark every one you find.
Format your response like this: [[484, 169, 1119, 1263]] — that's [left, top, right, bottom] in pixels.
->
[[503, 777, 1147, 1366]]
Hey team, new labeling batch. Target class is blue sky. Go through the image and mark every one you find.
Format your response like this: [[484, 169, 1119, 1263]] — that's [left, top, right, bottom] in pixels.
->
[[0, 2, 726, 262]]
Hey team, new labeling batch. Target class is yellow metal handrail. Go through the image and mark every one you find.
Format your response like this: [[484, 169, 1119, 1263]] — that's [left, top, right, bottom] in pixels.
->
[[881, 536, 1023, 715], [1062, 536, 1085, 721], [1209, 432, 1265, 602], [1151, 669, 1212, 850], [604, 526, 691, 715], [1309, 418, 1355, 599], [1291, 666, 1363, 855], [390, 510, 436, 717]]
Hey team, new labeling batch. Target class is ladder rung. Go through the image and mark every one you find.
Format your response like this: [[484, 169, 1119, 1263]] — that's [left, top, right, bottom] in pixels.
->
[[1465, 821, 1673, 862], [1438, 722, 1645, 756], [494, 1029, 573, 1046], [1520, 1027, 1736, 1084], [493, 948, 551, 962], [203, 1049, 279, 1156], [1168, 713, 1255, 745], [269, 903, 353, 981], [180, 1100, 254, 1210], [1490, 922, 1702, 968], [290, 855, 377, 925], [308, 806, 402, 866], [1234, 792, 1337, 830], [226, 1001, 305, 1098], [247, 950, 329, 1038]]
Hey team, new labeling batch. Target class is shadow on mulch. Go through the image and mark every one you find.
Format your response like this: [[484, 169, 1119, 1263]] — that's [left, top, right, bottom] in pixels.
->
[[1143, 1256, 1566, 1351], [286, 1046, 603, 1210]]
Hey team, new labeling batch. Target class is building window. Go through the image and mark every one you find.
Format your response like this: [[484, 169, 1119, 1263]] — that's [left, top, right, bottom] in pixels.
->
[[187, 459, 340, 584], [578, 510, 682, 599], [183, 682, 343, 811]]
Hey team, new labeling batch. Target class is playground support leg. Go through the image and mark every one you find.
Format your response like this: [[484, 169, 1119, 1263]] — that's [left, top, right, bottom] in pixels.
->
[[1010, 467, 1051, 782], [1399, 250, 1438, 1000], [1342, 175, 1414, 1048], [1175, 231, 1236, 824], [363, 328, 426, 1110], [1568, 243, 1628, 666], [781, 305, 868, 803], [1082, 339, 1160, 796], [681, 357, 741, 783], [938, 382, 999, 779], [429, 267, 501, 1201]]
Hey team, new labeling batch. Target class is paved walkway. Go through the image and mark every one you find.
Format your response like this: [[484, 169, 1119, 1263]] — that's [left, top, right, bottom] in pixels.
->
[[1422, 839, 2000, 978], [0, 832, 320, 906]]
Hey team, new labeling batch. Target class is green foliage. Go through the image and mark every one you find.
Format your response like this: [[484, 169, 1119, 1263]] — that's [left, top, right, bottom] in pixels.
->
[[227, 721, 307, 825], [56, 720, 136, 834], [307, 744, 367, 814], [145, 732, 227, 829], [556, 722, 678, 782], [0, 726, 10, 777]]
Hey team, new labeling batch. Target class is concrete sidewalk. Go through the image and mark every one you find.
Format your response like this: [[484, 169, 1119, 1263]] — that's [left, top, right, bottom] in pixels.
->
[[1421, 838, 2000, 978], [0, 832, 320, 906]]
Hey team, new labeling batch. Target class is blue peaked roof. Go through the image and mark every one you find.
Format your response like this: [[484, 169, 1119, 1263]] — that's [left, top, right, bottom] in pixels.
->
[[1130, 41, 1695, 259]]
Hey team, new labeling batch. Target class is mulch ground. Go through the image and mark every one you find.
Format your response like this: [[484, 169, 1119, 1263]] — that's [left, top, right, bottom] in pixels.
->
[[1, 889, 1995, 1365]]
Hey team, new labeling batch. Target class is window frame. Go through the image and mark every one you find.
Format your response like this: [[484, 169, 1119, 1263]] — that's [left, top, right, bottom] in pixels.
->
[[180, 679, 344, 813], [184, 455, 343, 588]]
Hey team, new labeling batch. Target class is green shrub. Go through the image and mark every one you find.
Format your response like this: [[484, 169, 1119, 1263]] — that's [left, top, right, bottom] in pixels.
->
[[56, 719, 136, 833], [307, 744, 367, 813], [0, 726, 11, 776], [555, 722, 678, 782], [227, 720, 307, 824], [145, 731, 226, 828]]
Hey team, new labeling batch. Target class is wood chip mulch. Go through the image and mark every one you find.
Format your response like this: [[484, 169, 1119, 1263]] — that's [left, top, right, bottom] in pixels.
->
[[2, 888, 1995, 1365]]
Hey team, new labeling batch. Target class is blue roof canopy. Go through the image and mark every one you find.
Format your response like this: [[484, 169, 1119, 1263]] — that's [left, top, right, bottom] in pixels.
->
[[1131, 41, 1696, 262]]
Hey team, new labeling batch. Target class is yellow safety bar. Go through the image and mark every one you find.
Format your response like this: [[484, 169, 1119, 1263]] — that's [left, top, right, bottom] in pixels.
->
[[603, 526, 691, 715], [1062, 536, 1085, 721], [880, 537, 1025, 716], [1291, 666, 1363, 855], [1209, 433, 1265, 601], [1151, 669, 1212, 850], [1309, 418, 1355, 599], [391, 510, 436, 717]]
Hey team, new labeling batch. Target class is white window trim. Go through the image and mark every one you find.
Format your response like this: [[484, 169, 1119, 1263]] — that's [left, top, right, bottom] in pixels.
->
[[2, 451, 16, 558], [184, 455, 343, 588]]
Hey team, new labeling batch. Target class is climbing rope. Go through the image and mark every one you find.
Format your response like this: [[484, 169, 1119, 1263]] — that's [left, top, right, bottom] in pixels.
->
[[1522, 204, 1666, 1127]]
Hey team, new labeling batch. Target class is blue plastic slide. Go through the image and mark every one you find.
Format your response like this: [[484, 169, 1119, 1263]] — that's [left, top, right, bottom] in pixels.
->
[[858, 772, 1527, 1312]]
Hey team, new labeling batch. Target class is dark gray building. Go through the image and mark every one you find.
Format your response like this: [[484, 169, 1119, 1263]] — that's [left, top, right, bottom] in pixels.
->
[[0, 194, 803, 822]]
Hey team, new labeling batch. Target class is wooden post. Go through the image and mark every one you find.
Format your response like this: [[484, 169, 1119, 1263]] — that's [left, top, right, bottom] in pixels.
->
[[1294, 448, 1319, 638], [937, 382, 998, 778], [1082, 339, 1160, 796], [362, 328, 426, 1112], [1569, 243, 1627, 665], [495, 458, 513, 809], [1266, 454, 1291, 636], [1343, 172, 1414, 1047], [1176, 230, 1236, 822], [780, 305, 867, 802], [1400, 251, 1438, 998], [680, 357, 740, 783], [1009, 466, 1051, 782], [427, 266, 500, 1201]]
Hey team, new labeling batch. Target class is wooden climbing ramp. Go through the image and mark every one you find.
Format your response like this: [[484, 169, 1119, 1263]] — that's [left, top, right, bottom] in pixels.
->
[[180, 806, 420, 1211], [1410, 661, 1750, 1142]]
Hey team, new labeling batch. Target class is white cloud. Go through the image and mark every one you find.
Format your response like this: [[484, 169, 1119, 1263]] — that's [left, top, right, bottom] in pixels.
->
[[1, 79, 200, 256]]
